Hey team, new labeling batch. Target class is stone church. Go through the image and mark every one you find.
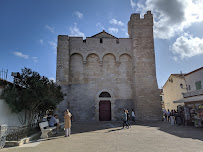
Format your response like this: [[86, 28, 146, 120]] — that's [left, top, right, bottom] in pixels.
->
[[56, 11, 162, 121]]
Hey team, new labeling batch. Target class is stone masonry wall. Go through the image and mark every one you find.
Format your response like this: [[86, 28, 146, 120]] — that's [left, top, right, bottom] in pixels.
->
[[128, 11, 162, 120], [56, 35, 134, 121]]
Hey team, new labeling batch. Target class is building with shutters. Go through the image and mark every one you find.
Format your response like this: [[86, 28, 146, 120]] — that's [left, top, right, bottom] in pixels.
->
[[173, 67, 203, 105], [163, 67, 203, 111]]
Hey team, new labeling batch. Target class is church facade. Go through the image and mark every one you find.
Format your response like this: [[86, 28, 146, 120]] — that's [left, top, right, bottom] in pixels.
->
[[56, 11, 162, 121]]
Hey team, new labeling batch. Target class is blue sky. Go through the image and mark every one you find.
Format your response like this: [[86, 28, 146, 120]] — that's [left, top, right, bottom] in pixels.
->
[[0, 0, 203, 88]]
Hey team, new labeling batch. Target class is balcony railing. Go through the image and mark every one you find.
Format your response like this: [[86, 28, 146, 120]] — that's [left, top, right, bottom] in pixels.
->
[[183, 89, 203, 98]]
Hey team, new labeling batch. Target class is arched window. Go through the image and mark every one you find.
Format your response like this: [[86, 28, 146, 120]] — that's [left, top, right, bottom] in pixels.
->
[[99, 92, 111, 98]]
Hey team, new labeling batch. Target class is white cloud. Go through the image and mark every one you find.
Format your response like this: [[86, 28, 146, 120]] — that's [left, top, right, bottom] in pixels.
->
[[48, 40, 57, 50], [70, 23, 85, 38], [45, 25, 55, 33], [74, 11, 84, 19], [13, 52, 39, 63], [136, 0, 203, 39], [96, 22, 105, 30], [170, 33, 203, 59], [49, 77, 56, 82], [130, 0, 136, 9], [172, 56, 178, 62], [40, 39, 43, 44], [109, 18, 124, 26], [13, 52, 29, 59], [32, 57, 38, 63], [108, 27, 119, 34]]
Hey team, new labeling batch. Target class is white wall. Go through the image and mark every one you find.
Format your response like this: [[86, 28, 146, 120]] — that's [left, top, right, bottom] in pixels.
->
[[0, 88, 23, 127], [185, 68, 203, 92]]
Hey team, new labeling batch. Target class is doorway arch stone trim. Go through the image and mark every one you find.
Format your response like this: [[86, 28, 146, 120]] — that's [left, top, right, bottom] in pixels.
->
[[95, 89, 115, 121]]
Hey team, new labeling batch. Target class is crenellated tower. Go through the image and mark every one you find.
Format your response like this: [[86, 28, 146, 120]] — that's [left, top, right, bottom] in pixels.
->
[[56, 35, 70, 86], [128, 11, 162, 120]]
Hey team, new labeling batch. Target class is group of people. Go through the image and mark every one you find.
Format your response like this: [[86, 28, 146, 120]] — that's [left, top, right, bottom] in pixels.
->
[[47, 108, 135, 136], [163, 108, 183, 125], [122, 109, 135, 129], [48, 109, 72, 137]]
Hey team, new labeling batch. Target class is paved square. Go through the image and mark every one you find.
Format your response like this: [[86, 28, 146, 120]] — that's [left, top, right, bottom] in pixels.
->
[[2, 121, 203, 152]]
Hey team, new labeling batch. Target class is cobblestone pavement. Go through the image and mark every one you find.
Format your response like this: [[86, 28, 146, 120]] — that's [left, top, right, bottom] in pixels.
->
[[2, 121, 203, 152]]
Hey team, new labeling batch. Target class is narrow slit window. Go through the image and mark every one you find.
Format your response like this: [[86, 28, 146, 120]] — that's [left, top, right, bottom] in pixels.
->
[[100, 38, 103, 43], [188, 85, 191, 90]]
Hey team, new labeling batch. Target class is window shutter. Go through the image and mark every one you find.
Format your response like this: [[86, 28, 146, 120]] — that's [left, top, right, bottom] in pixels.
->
[[195, 81, 202, 90]]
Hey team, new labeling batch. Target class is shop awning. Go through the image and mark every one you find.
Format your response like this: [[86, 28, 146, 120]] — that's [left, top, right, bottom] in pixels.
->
[[173, 95, 203, 103]]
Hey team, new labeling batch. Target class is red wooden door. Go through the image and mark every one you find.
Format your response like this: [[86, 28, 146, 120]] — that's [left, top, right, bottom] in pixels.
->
[[99, 100, 111, 121]]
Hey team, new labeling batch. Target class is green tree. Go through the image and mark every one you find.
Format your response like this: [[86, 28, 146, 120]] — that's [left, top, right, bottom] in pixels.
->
[[1, 67, 64, 125]]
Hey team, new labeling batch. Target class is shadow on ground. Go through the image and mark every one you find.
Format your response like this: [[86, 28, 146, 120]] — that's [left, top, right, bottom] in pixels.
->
[[136, 121, 203, 141], [47, 121, 203, 141], [48, 121, 124, 139], [3, 121, 203, 150]]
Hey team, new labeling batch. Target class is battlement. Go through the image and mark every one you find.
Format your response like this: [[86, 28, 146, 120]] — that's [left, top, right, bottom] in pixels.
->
[[128, 11, 153, 38], [144, 11, 153, 19], [58, 35, 69, 49], [69, 37, 131, 45], [58, 35, 69, 41], [129, 11, 153, 26], [130, 13, 140, 20]]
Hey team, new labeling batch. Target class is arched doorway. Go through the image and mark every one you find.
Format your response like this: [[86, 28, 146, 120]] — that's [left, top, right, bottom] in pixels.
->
[[99, 92, 111, 121]]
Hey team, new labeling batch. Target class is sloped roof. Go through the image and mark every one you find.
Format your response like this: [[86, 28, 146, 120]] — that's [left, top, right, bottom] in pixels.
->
[[90, 30, 117, 39], [162, 67, 203, 89], [0, 78, 12, 88], [171, 74, 185, 77], [185, 67, 203, 76], [162, 74, 185, 88]]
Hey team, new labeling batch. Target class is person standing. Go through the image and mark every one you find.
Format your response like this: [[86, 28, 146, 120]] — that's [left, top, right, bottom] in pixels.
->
[[131, 109, 135, 122], [176, 109, 181, 125], [170, 110, 174, 125], [122, 110, 129, 129], [64, 109, 72, 137], [180, 108, 185, 125], [167, 109, 171, 122], [163, 109, 167, 122], [126, 109, 131, 128], [173, 110, 177, 124]]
